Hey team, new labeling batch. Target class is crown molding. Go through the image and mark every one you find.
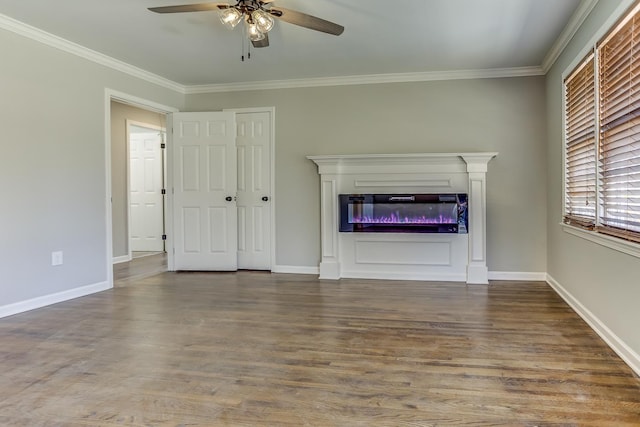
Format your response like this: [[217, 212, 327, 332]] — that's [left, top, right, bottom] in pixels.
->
[[0, 13, 186, 94], [1, 11, 551, 96], [185, 66, 544, 94], [542, 0, 599, 73]]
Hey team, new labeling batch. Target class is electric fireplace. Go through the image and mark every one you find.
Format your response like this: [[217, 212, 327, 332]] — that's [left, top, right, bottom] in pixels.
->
[[339, 193, 468, 233]]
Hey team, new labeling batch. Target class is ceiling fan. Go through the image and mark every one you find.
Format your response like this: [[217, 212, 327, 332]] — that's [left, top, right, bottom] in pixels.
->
[[148, 0, 344, 49]]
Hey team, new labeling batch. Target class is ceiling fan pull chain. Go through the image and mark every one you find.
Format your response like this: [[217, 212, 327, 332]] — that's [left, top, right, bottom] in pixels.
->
[[241, 31, 246, 62]]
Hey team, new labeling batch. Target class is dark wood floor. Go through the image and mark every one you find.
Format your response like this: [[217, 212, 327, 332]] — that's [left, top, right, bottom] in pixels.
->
[[1, 267, 639, 425]]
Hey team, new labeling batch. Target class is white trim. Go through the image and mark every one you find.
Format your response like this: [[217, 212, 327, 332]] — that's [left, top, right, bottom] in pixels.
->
[[108, 90, 180, 115], [271, 266, 546, 281], [112, 255, 132, 264], [546, 274, 640, 377], [105, 91, 115, 289], [0, 13, 545, 94], [5, 7, 605, 95], [561, 52, 570, 229], [542, 0, 599, 72], [0, 2, 616, 94], [308, 152, 499, 164], [0, 14, 185, 94], [341, 271, 467, 282], [165, 115, 175, 272], [488, 271, 547, 281], [0, 281, 111, 319], [185, 67, 544, 94], [126, 120, 134, 261], [561, 223, 640, 259], [223, 107, 277, 271], [271, 265, 320, 275]]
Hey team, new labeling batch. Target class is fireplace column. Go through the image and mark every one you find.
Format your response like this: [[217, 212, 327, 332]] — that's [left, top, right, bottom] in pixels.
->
[[462, 154, 494, 284], [318, 170, 341, 279]]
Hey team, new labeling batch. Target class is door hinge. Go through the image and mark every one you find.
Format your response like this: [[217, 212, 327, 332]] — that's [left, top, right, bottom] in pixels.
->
[[162, 234, 167, 241], [161, 143, 166, 149], [161, 189, 166, 195]]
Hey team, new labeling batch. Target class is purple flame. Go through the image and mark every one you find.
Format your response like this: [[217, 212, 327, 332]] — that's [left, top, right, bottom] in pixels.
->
[[350, 212, 456, 225]]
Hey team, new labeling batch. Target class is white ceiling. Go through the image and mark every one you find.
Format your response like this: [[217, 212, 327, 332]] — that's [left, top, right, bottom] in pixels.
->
[[0, 0, 586, 88]]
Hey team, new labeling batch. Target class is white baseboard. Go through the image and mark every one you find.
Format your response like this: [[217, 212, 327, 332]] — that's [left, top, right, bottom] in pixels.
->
[[273, 266, 466, 282], [271, 267, 547, 282], [341, 271, 467, 282], [271, 265, 319, 275], [488, 271, 547, 281], [546, 274, 640, 377], [113, 255, 131, 264], [0, 281, 112, 319]]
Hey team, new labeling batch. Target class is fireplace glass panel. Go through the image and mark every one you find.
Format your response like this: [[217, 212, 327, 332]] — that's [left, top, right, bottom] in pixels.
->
[[348, 202, 457, 225], [339, 194, 468, 233]]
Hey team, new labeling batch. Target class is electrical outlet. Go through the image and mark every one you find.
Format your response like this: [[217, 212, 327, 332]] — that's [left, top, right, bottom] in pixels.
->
[[51, 251, 63, 266]]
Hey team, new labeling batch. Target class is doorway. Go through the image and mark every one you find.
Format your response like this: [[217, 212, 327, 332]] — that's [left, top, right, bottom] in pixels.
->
[[107, 92, 177, 288], [127, 121, 166, 257], [106, 92, 275, 284]]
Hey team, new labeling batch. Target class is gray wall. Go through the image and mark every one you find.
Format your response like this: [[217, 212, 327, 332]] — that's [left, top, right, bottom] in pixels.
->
[[546, 0, 640, 358], [110, 101, 166, 259], [186, 77, 548, 273], [0, 28, 183, 308]]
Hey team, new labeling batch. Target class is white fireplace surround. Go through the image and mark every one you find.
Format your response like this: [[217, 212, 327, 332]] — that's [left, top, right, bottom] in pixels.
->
[[307, 153, 498, 284]]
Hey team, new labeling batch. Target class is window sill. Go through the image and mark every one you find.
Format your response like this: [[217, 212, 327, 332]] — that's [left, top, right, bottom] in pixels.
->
[[561, 223, 640, 259]]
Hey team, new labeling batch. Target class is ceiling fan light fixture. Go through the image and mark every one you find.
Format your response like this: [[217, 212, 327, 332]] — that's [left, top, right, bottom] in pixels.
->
[[246, 20, 265, 41], [219, 7, 242, 29], [150, 1, 345, 54], [252, 9, 274, 33]]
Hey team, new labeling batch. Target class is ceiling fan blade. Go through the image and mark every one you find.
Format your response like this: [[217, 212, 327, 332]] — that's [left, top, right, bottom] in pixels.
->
[[252, 33, 270, 48], [148, 2, 228, 13], [269, 7, 344, 36]]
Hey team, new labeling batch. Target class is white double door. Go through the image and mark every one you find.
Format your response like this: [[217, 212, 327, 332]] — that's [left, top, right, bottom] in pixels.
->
[[171, 110, 271, 271]]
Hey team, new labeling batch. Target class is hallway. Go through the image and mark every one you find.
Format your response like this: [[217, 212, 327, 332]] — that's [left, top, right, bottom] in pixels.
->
[[113, 252, 167, 286]]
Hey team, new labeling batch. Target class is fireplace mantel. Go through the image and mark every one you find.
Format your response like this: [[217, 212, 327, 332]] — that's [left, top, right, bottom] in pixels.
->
[[307, 152, 497, 284]]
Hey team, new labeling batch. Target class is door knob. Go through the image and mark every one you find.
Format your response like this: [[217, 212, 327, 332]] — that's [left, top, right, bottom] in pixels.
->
[[225, 196, 233, 202], [262, 196, 269, 202]]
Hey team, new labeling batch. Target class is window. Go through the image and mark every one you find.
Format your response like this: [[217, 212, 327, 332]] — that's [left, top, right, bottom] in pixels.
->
[[564, 54, 596, 229], [597, 6, 640, 243], [564, 1, 640, 244]]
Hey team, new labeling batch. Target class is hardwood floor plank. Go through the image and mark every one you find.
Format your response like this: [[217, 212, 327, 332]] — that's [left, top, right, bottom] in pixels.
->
[[0, 271, 639, 425]]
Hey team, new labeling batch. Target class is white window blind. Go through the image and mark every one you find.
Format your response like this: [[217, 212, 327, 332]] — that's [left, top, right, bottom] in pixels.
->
[[564, 54, 596, 229], [598, 3, 640, 243]]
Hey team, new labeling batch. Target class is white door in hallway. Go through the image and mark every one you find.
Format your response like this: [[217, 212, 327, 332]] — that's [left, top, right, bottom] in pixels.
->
[[236, 111, 272, 270], [171, 112, 237, 270], [129, 129, 164, 252]]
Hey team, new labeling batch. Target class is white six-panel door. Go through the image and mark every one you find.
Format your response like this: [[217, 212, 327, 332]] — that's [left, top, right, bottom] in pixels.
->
[[236, 111, 272, 270], [129, 130, 164, 252], [171, 112, 237, 270]]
